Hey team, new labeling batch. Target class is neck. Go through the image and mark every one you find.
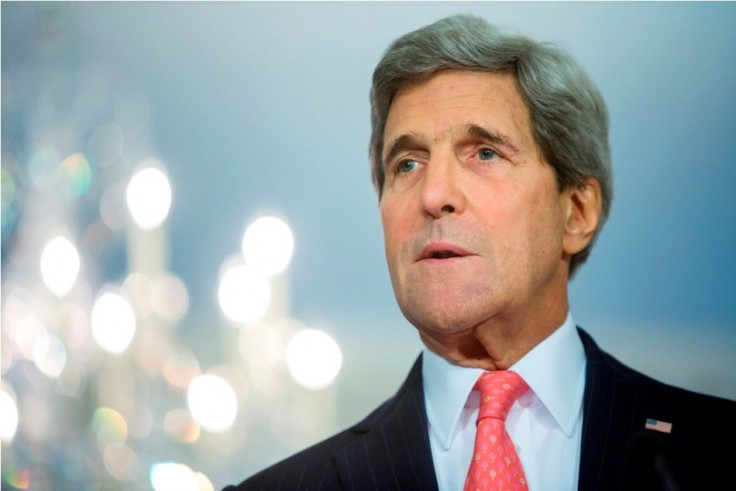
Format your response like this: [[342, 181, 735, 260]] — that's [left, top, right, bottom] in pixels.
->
[[419, 302, 569, 371]]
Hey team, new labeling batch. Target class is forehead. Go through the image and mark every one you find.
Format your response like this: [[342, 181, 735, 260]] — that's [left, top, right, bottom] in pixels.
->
[[383, 70, 535, 153]]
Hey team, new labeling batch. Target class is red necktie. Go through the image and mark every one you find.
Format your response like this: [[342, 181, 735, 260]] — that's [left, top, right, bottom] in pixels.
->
[[464, 370, 529, 491]]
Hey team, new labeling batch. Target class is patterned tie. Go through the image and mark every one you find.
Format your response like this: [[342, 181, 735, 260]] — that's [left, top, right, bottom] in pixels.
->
[[464, 370, 529, 491]]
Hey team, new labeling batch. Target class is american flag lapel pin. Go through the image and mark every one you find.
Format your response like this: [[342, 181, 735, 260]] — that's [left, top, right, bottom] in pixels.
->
[[645, 418, 673, 434]]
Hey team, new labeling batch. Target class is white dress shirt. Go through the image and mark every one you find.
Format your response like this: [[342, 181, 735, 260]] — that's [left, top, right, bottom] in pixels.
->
[[422, 312, 586, 491]]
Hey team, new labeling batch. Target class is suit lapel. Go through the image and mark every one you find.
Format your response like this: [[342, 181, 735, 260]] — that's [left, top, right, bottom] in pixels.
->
[[334, 355, 439, 491], [577, 328, 644, 490], [577, 328, 693, 490]]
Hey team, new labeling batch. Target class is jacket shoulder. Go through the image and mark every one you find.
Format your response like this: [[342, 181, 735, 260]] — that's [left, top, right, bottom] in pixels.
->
[[224, 357, 424, 491], [578, 326, 735, 407], [224, 425, 367, 490], [577, 326, 736, 489]]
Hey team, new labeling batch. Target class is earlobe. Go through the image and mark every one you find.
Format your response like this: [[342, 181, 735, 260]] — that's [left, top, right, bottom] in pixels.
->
[[563, 177, 602, 255]]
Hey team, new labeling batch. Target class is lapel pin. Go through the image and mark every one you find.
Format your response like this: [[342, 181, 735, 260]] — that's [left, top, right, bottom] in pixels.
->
[[645, 418, 672, 434]]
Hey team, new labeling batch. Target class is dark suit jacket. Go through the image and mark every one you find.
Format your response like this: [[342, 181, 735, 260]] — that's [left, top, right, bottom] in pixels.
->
[[225, 328, 736, 490]]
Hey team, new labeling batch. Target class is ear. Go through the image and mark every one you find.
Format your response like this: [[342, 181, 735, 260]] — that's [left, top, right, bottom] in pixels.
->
[[562, 177, 602, 256]]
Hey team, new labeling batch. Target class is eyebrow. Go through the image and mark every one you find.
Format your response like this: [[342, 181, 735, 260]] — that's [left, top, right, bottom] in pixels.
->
[[460, 123, 519, 155], [382, 123, 519, 167], [382, 133, 424, 169]]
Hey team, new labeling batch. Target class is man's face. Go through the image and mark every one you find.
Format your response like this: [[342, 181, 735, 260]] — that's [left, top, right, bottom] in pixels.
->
[[379, 70, 575, 338]]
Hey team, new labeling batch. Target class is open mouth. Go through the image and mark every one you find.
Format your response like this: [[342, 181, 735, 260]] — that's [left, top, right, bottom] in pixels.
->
[[429, 250, 462, 259]]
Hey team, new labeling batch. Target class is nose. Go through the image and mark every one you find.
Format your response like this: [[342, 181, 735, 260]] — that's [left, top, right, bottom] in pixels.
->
[[420, 155, 467, 219]]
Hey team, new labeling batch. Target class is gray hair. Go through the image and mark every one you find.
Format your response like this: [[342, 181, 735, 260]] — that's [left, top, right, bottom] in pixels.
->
[[369, 14, 612, 276]]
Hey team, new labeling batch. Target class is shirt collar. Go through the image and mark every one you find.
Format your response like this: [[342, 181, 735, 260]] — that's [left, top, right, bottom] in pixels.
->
[[422, 312, 586, 450]]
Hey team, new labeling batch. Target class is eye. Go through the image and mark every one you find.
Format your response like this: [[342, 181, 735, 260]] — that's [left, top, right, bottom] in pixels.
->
[[478, 148, 498, 161], [397, 159, 421, 174]]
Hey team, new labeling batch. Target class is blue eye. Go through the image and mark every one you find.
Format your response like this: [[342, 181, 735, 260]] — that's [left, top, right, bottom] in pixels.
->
[[478, 148, 498, 161], [398, 159, 420, 173]]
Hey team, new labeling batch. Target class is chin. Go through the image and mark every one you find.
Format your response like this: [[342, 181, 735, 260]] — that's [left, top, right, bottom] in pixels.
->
[[403, 289, 496, 327], [406, 310, 479, 337]]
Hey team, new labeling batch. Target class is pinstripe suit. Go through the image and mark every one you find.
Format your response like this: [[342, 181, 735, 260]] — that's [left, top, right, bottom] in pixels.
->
[[225, 328, 736, 490]]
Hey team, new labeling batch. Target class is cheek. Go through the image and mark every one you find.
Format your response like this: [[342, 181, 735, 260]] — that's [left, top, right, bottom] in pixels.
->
[[380, 194, 410, 228], [379, 203, 403, 255], [523, 196, 568, 267], [474, 189, 522, 236], [481, 184, 563, 253]]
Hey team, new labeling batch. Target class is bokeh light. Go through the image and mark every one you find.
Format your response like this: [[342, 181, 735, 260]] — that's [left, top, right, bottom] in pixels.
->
[[40, 236, 80, 297], [238, 321, 284, 367], [286, 329, 343, 390], [194, 473, 215, 491], [150, 463, 198, 491], [2, 466, 30, 490], [126, 164, 172, 230], [0, 384, 19, 442], [150, 272, 189, 323], [186, 374, 238, 433], [103, 443, 139, 482], [32, 331, 67, 378], [162, 348, 201, 389], [217, 260, 271, 324], [122, 273, 154, 319], [56, 301, 92, 351], [57, 152, 92, 197], [11, 311, 47, 361], [121, 271, 190, 324], [91, 291, 136, 354], [241, 215, 294, 277], [163, 409, 200, 443], [92, 407, 128, 446]]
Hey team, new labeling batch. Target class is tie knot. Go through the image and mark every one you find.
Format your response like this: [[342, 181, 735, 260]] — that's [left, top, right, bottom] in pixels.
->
[[476, 370, 528, 421]]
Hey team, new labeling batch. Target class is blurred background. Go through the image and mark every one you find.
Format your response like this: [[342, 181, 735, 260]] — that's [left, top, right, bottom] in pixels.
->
[[2, 2, 735, 490]]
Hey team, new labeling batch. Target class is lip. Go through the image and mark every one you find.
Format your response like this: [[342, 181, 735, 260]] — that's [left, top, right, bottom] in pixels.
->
[[416, 242, 474, 261]]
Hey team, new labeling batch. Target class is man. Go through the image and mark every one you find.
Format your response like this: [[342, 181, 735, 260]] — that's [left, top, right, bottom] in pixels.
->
[[226, 14, 736, 490]]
